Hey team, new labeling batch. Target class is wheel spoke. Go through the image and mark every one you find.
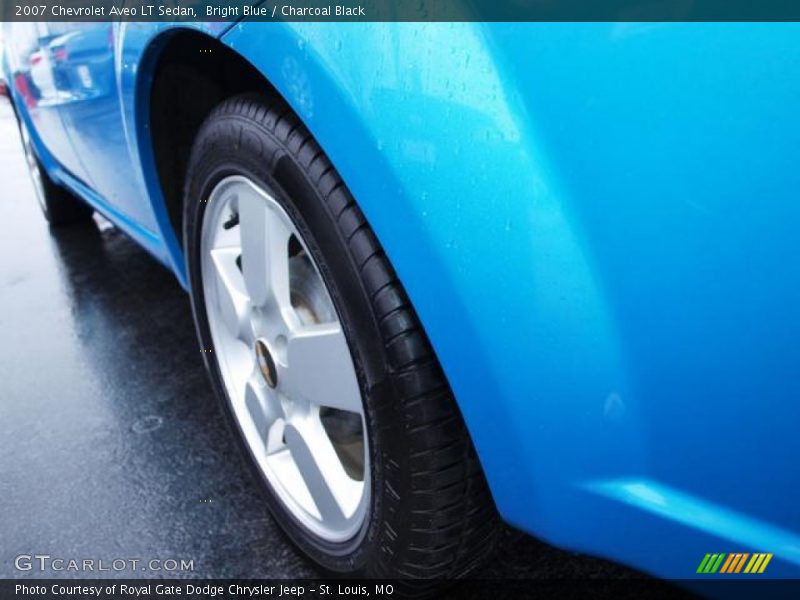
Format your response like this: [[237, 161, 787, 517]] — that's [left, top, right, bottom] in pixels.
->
[[210, 247, 252, 344], [284, 416, 355, 523], [244, 373, 284, 451], [284, 323, 363, 414], [238, 187, 292, 311]]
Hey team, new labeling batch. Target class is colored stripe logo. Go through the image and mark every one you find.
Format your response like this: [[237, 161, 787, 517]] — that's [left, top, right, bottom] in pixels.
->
[[697, 553, 773, 574]]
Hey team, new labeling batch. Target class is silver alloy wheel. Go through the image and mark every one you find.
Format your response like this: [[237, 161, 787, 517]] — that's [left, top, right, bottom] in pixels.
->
[[200, 175, 369, 542], [20, 125, 47, 213]]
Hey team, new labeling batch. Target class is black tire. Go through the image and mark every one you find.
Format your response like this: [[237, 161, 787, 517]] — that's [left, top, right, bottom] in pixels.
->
[[17, 119, 93, 227], [184, 93, 500, 580]]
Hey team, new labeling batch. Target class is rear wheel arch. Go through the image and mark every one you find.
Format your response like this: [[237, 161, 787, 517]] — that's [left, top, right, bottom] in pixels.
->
[[136, 28, 277, 283], [139, 31, 504, 550]]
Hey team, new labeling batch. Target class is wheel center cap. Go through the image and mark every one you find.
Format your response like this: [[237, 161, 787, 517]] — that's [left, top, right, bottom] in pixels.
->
[[255, 340, 278, 388]]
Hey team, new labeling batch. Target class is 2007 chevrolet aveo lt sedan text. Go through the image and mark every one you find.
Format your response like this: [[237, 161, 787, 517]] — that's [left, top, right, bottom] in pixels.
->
[[3, 21, 799, 582]]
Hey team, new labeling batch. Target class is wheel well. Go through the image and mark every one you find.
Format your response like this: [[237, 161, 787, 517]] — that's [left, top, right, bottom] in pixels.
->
[[148, 30, 275, 250]]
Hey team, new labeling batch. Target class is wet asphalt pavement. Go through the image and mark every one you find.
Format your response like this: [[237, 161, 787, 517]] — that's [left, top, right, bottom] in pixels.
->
[[0, 98, 643, 584]]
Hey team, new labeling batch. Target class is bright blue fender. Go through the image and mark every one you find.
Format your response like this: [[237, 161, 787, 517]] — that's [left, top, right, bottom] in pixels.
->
[[220, 22, 800, 579]]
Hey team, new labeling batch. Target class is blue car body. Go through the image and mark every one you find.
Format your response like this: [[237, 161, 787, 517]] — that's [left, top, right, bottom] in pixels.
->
[[4, 22, 799, 579]]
